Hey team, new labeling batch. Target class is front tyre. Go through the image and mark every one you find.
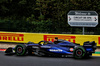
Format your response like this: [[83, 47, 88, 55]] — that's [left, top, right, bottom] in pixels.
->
[[15, 44, 26, 56], [73, 47, 86, 59]]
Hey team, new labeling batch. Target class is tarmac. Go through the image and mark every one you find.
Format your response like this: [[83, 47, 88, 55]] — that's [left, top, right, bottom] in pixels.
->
[[1, 51, 100, 66]]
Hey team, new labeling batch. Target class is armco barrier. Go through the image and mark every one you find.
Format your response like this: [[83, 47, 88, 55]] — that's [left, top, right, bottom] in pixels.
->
[[0, 31, 100, 46]]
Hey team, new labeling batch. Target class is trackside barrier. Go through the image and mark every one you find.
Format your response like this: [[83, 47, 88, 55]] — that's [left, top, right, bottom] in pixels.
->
[[0, 31, 100, 46]]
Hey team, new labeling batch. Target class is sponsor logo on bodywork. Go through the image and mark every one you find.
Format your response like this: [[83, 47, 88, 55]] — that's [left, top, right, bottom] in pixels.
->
[[49, 49, 63, 52], [70, 48, 74, 52]]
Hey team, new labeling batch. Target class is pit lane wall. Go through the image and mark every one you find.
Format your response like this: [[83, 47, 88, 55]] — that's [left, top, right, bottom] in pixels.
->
[[0, 31, 100, 46]]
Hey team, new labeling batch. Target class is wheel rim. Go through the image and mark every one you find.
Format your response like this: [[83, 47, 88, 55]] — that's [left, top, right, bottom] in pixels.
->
[[78, 51, 81, 54], [17, 47, 22, 53], [76, 49, 82, 56]]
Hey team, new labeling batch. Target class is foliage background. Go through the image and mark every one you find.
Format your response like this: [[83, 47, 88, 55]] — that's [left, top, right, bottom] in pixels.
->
[[0, 0, 100, 34]]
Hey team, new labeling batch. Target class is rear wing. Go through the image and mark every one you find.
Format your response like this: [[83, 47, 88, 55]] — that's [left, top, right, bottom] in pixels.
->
[[83, 41, 96, 50]]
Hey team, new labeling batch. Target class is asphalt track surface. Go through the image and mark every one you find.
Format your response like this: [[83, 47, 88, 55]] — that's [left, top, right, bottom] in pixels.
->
[[0, 52, 100, 66]]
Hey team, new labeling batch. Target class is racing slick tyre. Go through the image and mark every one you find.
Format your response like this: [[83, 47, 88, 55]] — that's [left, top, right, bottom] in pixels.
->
[[15, 44, 27, 56], [73, 47, 86, 59]]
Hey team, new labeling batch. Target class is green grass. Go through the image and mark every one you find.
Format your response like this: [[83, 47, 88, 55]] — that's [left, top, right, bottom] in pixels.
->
[[94, 52, 100, 54]]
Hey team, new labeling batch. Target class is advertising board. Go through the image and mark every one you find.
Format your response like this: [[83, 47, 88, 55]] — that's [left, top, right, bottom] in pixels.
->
[[0, 32, 100, 46]]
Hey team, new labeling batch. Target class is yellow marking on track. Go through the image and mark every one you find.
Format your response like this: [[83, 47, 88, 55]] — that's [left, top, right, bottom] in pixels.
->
[[92, 54, 100, 56]]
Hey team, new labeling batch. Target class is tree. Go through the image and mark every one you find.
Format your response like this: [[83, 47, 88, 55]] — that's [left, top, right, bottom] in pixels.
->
[[0, 0, 100, 34]]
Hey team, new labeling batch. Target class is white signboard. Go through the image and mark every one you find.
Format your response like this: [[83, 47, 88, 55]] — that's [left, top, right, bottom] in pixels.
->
[[68, 11, 98, 27]]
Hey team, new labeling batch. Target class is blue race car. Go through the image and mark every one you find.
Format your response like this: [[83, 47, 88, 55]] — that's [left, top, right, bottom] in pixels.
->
[[5, 40, 96, 59]]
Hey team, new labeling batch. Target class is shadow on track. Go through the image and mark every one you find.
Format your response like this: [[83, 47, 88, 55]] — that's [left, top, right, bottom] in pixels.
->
[[4, 53, 96, 60]]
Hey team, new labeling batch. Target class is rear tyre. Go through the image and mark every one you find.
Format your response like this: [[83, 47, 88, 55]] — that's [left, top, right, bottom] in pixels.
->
[[15, 44, 26, 56], [73, 47, 86, 59]]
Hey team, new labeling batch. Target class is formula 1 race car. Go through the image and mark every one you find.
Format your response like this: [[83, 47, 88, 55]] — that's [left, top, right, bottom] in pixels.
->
[[5, 40, 96, 59]]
